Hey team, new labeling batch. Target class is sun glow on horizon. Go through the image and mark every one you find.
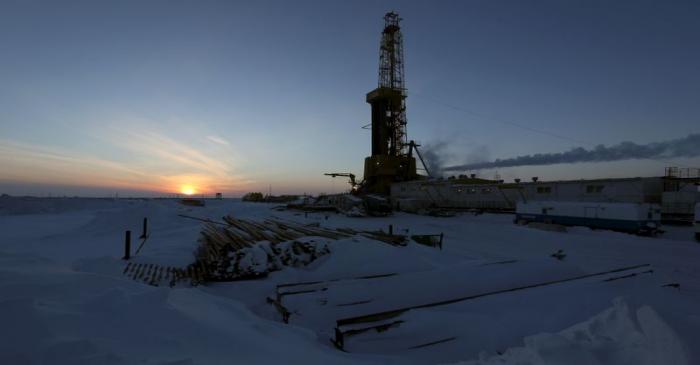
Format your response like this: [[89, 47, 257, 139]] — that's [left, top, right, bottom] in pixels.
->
[[180, 185, 197, 196]]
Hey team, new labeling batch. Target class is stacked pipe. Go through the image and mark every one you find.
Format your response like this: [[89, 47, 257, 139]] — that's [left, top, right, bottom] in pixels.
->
[[123, 216, 410, 286], [194, 217, 351, 281]]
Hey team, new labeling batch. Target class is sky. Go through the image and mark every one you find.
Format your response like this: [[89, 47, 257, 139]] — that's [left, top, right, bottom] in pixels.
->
[[1, 0, 699, 197]]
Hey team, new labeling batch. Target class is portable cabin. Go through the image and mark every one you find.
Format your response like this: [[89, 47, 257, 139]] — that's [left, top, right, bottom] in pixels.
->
[[515, 201, 661, 234]]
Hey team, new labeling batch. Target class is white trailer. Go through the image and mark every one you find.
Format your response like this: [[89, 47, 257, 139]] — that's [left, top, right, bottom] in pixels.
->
[[516, 201, 661, 234]]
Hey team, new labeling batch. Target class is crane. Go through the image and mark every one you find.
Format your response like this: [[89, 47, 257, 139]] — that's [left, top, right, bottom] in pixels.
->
[[324, 173, 360, 192]]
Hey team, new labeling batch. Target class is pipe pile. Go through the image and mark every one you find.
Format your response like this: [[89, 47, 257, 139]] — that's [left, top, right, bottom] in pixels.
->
[[195, 217, 352, 281]]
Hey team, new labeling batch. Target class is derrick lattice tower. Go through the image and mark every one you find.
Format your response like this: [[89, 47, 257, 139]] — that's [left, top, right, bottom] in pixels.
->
[[375, 11, 408, 156], [361, 12, 417, 195]]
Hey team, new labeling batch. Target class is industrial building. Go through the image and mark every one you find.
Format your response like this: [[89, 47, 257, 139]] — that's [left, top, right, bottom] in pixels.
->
[[391, 167, 700, 221]]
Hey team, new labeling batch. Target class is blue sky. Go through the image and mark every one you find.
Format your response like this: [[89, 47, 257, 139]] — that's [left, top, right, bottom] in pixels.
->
[[1, 0, 699, 196]]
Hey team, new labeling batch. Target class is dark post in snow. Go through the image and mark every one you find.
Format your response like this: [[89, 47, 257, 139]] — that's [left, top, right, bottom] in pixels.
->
[[123, 230, 131, 260], [388, 224, 393, 235], [439, 233, 444, 250], [140, 217, 148, 239]]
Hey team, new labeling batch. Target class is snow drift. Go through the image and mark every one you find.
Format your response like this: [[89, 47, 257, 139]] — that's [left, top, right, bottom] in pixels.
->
[[455, 298, 688, 365]]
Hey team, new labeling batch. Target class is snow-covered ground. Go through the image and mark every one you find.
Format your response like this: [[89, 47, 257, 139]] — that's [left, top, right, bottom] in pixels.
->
[[1, 196, 699, 364]]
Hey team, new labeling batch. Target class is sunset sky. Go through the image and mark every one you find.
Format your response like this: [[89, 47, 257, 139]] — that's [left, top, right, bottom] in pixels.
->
[[1, 0, 699, 197]]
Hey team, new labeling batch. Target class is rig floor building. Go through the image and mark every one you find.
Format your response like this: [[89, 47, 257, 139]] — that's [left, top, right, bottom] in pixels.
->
[[391, 167, 700, 221]]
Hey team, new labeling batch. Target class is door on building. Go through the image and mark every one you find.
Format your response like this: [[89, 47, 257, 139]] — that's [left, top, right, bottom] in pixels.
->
[[584, 206, 598, 219]]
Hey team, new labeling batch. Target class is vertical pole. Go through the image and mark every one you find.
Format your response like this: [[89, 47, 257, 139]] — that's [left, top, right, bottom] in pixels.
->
[[389, 224, 393, 235], [334, 327, 344, 350], [123, 230, 131, 260], [439, 233, 444, 250], [140, 217, 148, 239]]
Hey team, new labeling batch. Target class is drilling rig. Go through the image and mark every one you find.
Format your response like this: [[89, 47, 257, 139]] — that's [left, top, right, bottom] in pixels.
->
[[325, 12, 426, 199], [359, 12, 419, 195]]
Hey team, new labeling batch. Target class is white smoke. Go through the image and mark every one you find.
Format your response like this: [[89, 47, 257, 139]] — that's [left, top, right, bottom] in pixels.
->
[[443, 133, 700, 172], [421, 142, 491, 177]]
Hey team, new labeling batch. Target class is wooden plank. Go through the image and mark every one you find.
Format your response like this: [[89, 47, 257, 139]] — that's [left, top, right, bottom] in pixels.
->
[[408, 336, 457, 350], [336, 263, 652, 327]]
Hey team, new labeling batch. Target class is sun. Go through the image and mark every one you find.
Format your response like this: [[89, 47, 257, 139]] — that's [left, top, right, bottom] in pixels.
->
[[180, 185, 196, 196]]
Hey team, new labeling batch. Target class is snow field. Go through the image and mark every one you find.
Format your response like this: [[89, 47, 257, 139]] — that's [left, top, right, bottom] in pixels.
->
[[1, 197, 699, 364]]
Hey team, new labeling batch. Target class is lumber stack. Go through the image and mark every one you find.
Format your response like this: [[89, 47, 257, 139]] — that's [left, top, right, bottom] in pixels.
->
[[193, 217, 351, 281], [122, 216, 410, 286], [122, 261, 208, 287]]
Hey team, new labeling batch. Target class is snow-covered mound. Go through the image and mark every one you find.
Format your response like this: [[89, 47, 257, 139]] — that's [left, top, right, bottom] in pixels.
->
[[457, 298, 688, 365]]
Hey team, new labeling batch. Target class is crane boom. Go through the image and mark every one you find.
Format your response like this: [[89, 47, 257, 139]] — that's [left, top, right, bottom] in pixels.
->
[[324, 173, 359, 191]]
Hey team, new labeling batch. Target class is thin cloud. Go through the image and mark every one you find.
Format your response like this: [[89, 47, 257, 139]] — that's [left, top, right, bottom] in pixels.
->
[[0, 129, 251, 194], [122, 131, 234, 175], [207, 135, 230, 146]]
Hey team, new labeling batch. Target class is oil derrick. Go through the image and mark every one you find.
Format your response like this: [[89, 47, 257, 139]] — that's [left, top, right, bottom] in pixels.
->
[[361, 12, 418, 195]]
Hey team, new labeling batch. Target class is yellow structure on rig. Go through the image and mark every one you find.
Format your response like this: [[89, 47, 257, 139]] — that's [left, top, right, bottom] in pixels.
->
[[359, 12, 425, 195]]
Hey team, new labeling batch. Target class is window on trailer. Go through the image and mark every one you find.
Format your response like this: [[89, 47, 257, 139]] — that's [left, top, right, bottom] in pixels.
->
[[537, 186, 552, 194], [586, 185, 604, 193]]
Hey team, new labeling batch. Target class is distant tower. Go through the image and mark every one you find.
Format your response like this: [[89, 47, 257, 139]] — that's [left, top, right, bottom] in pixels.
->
[[362, 12, 417, 195]]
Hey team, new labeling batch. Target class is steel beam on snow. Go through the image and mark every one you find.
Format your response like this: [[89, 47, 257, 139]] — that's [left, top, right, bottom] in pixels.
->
[[332, 263, 652, 350]]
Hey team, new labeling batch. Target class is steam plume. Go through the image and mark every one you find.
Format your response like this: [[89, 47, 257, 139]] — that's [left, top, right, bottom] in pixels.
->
[[420, 141, 449, 177], [421, 142, 491, 177], [443, 133, 700, 172]]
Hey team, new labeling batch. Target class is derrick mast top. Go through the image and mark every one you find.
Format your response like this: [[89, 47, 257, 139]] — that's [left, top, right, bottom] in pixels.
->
[[378, 12, 406, 91], [367, 11, 408, 158]]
